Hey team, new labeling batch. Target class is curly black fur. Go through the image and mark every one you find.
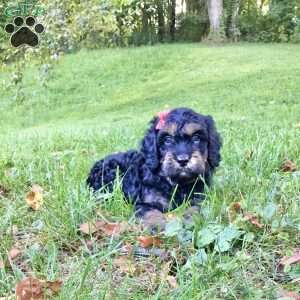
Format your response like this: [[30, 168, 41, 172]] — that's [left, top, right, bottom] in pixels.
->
[[87, 107, 222, 218]]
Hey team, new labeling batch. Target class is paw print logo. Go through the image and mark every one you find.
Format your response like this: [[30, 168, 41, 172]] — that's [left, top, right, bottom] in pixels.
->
[[5, 16, 44, 48]]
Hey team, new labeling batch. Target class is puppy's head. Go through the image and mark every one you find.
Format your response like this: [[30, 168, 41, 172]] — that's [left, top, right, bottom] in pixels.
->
[[141, 107, 222, 184]]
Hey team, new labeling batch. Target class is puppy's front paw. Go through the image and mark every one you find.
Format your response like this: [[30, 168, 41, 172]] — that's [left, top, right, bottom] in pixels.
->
[[183, 205, 200, 223], [141, 209, 166, 233]]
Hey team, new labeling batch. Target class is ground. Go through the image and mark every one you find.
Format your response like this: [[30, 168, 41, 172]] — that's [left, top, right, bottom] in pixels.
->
[[0, 43, 300, 299]]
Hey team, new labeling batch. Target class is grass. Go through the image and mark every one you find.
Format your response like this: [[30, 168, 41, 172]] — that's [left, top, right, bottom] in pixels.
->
[[0, 43, 300, 299]]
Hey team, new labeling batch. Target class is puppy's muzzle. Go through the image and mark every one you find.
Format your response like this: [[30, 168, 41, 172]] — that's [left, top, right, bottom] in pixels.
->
[[176, 154, 190, 167]]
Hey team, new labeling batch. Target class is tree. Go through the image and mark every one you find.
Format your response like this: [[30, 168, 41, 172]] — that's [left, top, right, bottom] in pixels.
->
[[169, 0, 176, 41], [227, 0, 241, 41], [156, 0, 165, 42], [207, 0, 225, 41]]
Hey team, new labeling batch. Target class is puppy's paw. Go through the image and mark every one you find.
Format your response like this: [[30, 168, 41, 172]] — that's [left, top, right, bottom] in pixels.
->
[[183, 205, 200, 224], [141, 209, 166, 233]]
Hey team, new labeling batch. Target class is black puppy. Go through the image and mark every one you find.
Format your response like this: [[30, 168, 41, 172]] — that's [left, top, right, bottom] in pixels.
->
[[87, 107, 221, 229]]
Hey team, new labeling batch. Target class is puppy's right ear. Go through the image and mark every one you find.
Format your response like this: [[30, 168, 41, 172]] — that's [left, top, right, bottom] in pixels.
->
[[140, 117, 160, 171]]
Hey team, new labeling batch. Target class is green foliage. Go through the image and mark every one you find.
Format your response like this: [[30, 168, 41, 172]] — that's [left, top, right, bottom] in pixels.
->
[[238, 0, 300, 42], [290, 19, 300, 43], [176, 13, 209, 42]]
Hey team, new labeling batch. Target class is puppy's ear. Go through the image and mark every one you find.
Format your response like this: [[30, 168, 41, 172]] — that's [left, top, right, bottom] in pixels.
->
[[140, 117, 160, 171], [205, 115, 222, 170]]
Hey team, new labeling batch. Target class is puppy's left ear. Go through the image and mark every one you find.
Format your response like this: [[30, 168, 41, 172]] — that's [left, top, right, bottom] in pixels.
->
[[140, 117, 160, 171], [205, 115, 222, 170]]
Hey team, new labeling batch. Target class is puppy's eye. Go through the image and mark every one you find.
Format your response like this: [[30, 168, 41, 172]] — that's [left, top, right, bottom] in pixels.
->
[[192, 134, 201, 144], [163, 136, 175, 145]]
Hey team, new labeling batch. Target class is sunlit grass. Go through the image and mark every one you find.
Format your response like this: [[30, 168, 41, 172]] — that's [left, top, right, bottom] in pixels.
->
[[0, 43, 300, 299]]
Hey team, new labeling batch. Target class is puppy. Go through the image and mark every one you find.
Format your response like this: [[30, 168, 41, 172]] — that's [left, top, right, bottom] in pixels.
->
[[87, 107, 222, 229]]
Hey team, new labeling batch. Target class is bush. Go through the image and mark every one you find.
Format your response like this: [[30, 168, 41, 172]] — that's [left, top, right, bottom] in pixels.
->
[[239, 0, 299, 42]]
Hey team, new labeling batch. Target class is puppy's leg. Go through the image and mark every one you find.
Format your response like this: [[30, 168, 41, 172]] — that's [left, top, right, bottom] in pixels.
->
[[183, 193, 204, 222], [136, 188, 169, 232], [140, 209, 166, 232], [183, 205, 200, 222]]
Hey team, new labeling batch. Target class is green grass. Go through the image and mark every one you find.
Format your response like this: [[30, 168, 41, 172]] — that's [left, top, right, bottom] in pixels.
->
[[1, 43, 300, 299]]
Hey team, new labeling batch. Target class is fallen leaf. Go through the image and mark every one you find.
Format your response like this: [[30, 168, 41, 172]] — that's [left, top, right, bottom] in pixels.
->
[[281, 160, 297, 172], [79, 221, 105, 235], [166, 275, 178, 289], [101, 222, 128, 236], [280, 249, 300, 267], [120, 243, 133, 255], [15, 278, 44, 300], [85, 239, 94, 251], [25, 185, 44, 210], [8, 248, 21, 260], [44, 280, 63, 294], [243, 212, 263, 229], [15, 278, 62, 300], [229, 202, 243, 222], [277, 289, 300, 300], [231, 202, 242, 212], [0, 184, 9, 197], [79, 221, 127, 237], [138, 236, 162, 248], [113, 256, 136, 274]]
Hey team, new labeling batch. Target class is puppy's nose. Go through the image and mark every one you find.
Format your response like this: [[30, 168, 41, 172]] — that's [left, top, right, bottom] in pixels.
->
[[176, 154, 190, 166]]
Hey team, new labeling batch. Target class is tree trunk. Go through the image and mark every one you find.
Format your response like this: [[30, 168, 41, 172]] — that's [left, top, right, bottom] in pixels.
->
[[169, 0, 176, 41], [228, 0, 241, 41], [156, 0, 165, 42], [141, 6, 149, 44], [207, 0, 224, 40]]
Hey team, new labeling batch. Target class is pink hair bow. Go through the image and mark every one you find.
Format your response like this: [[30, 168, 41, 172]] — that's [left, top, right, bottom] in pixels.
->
[[155, 110, 170, 130]]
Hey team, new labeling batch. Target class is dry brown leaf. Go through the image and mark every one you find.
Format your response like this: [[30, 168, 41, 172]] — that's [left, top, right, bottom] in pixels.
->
[[0, 184, 9, 197], [8, 248, 21, 260], [280, 249, 300, 267], [138, 236, 162, 248], [85, 239, 94, 251], [15, 278, 62, 300], [231, 202, 242, 212], [44, 280, 63, 294], [228, 202, 243, 222], [281, 160, 297, 172], [79, 221, 105, 235], [79, 221, 128, 237], [15, 278, 44, 300], [166, 275, 178, 289], [277, 289, 300, 300], [25, 185, 44, 210], [243, 212, 264, 229], [113, 256, 136, 274], [101, 222, 127, 236]]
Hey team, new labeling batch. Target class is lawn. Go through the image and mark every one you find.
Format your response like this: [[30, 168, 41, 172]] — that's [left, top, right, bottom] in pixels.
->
[[0, 43, 300, 299]]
